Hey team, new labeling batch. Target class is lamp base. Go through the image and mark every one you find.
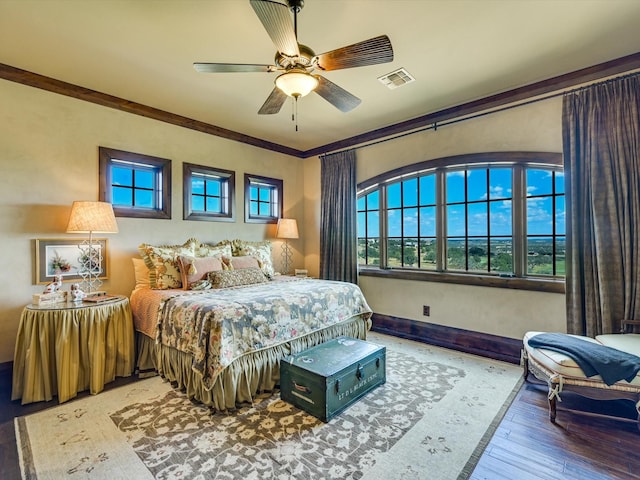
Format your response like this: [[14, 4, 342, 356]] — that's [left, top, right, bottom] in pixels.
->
[[280, 241, 293, 275], [76, 237, 104, 294]]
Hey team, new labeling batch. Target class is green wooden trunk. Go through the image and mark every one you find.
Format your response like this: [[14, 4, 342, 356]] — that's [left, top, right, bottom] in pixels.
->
[[280, 336, 386, 422]]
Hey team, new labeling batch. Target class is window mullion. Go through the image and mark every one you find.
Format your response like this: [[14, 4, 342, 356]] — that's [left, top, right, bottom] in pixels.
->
[[416, 177, 421, 269], [464, 171, 469, 271], [486, 168, 491, 273], [512, 165, 526, 277], [552, 172, 557, 276], [399, 182, 404, 267], [380, 185, 389, 268], [436, 169, 446, 271]]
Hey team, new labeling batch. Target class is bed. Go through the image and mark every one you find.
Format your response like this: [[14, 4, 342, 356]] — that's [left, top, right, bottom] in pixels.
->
[[130, 240, 372, 411]]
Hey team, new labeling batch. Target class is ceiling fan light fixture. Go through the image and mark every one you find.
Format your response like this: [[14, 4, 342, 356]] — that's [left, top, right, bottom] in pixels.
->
[[275, 69, 318, 98]]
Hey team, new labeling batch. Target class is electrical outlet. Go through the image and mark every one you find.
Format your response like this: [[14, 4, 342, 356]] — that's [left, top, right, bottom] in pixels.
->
[[423, 305, 430, 316]]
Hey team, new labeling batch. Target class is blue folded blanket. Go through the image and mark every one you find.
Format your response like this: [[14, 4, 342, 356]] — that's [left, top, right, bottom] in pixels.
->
[[528, 333, 640, 386]]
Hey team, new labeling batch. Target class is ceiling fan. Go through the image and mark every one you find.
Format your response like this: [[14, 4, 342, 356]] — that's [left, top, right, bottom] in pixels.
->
[[194, 0, 394, 115]]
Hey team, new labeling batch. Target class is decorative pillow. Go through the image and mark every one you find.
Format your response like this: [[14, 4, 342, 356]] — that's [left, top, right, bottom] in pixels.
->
[[131, 257, 150, 289], [189, 279, 213, 290], [194, 241, 233, 259], [207, 268, 269, 289], [178, 255, 224, 290], [226, 255, 262, 271], [138, 238, 198, 289], [228, 239, 243, 257], [232, 240, 275, 278]]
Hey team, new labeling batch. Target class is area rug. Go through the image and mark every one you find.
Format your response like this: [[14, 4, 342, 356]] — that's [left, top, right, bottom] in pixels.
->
[[15, 333, 522, 480]]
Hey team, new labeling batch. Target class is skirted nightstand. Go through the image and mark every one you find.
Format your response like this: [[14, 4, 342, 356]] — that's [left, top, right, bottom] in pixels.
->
[[12, 295, 134, 404]]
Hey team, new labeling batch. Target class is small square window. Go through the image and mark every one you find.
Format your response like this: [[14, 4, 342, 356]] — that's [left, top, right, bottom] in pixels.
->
[[183, 163, 235, 222], [99, 147, 171, 219], [244, 174, 283, 224]]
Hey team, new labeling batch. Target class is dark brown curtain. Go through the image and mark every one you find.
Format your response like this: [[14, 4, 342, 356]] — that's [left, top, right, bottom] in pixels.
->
[[319, 150, 358, 283], [563, 74, 640, 335]]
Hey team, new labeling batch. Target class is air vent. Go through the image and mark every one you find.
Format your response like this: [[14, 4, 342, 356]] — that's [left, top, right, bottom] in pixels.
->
[[378, 68, 415, 89]]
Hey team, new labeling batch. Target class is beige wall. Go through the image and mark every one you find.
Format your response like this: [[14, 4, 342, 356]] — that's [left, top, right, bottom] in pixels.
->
[[0, 79, 303, 363], [0, 77, 568, 363], [304, 97, 567, 340]]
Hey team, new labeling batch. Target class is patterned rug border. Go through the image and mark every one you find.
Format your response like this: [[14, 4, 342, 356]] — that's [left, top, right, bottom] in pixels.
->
[[456, 376, 524, 480], [15, 416, 35, 480]]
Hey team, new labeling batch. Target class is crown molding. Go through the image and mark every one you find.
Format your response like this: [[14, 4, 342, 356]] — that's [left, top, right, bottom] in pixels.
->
[[0, 63, 304, 158], [2, 51, 639, 159]]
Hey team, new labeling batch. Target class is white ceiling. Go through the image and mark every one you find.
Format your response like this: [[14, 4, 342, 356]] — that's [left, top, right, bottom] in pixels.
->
[[1, 0, 640, 153]]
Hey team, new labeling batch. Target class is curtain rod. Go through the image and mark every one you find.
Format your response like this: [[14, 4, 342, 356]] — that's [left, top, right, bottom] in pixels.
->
[[319, 70, 640, 159]]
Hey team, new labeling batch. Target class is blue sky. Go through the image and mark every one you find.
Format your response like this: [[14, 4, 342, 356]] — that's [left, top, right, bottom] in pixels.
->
[[358, 168, 565, 239]]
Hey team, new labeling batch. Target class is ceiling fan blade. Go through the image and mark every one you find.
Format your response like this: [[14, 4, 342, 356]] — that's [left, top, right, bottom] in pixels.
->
[[314, 75, 361, 113], [194, 63, 275, 73], [250, 0, 300, 57], [258, 87, 289, 114], [315, 35, 394, 71]]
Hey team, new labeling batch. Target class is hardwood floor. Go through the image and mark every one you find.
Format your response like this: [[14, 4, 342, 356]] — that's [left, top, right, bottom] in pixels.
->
[[1, 367, 638, 479], [472, 381, 640, 480]]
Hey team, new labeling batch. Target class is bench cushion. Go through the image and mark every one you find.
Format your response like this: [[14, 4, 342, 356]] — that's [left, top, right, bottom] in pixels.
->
[[596, 334, 640, 356], [524, 331, 640, 385]]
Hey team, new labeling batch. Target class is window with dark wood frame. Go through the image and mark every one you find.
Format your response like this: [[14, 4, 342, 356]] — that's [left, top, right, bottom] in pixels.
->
[[357, 152, 565, 292], [244, 174, 283, 224], [183, 162, 235, 222], [99, 146, 171, 219]]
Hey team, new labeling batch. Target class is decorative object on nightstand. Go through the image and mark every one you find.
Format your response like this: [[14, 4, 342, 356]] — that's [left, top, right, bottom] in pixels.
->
[[66, 201, 118, 295], [43, 274, 63, 293], [32, 274, 67, 305], [276, 218, 298, 275], [70, 283, 86, 302]]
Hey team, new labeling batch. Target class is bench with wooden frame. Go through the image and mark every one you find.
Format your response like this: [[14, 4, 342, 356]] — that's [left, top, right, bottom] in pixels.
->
[[522, 321, 640, 431]]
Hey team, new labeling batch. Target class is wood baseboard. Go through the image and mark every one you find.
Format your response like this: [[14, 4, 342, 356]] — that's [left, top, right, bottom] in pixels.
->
[[0, 361, 12, 375], [371, 313, 522, 364]]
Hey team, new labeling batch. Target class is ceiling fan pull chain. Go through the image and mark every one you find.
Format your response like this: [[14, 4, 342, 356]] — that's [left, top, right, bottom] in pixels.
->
[[295, 96, 299, 132]]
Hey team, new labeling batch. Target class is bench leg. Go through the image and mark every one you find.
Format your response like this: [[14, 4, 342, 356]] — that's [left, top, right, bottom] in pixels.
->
[[521, 349, 531, 382], [548, 393, 557, 423]]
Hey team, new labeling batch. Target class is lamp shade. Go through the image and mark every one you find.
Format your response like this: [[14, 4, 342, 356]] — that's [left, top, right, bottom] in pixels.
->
[[275, 70, 318, 98], [66, 201, 119, 233], [276, 218, 299, 239]]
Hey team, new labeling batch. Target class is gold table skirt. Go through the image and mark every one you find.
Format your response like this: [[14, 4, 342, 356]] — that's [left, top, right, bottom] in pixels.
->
[[12, 297, 135, 404]]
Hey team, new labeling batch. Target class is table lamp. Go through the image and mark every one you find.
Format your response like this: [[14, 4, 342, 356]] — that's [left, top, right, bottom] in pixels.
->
[[66, 201, 118, 294], [276, 218, 298, 275]]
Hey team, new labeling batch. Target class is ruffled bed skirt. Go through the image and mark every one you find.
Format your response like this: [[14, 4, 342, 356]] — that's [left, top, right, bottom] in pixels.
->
[[135, 314, 371, 411]]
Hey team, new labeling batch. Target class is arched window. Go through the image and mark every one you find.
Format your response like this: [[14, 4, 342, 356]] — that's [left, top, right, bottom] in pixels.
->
[[357, 152, 564, 291]]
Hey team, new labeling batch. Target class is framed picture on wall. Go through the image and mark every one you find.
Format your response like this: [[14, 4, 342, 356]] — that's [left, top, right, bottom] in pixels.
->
[[35, 238, 109, 284]]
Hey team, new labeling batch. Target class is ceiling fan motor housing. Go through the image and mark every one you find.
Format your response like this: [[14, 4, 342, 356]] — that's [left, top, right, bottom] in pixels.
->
[[275, 43, 316, 70]]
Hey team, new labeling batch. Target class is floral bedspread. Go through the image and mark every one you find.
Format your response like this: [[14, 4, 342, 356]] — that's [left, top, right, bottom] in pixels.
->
[[156, 278, 373, 389]]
